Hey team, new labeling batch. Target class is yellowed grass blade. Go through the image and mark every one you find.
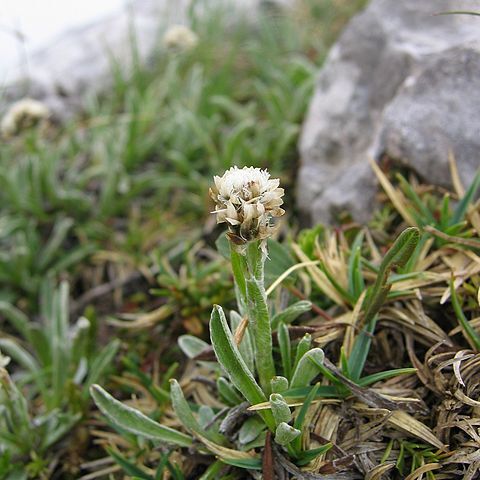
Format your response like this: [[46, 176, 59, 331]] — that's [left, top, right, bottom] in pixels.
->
[[78, 465, 121, 480], [265, 260, 320, 297], [248, 399, 339, 411], [448, 150, 464, 198], [469, 205, 480, 236], [369, 157, 417, 226], [107, 304, 174, 329], [234, 315, 249, 346], [448, 316, 480, 336], [292, 243, 346, 306], [404, 463, 441, 480], [195, 433, 258, 460], [388, 410, 444, 449], [365, 463, 396, 480], [424, 225, 480, 249], [342, 291, 366, 357]]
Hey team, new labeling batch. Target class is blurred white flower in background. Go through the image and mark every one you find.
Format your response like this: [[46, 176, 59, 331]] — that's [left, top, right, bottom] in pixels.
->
[[162, 24, 199, 52], [1, 98, 50, 137], [0, 349, 11, 369], [210, 166, 285, 244]]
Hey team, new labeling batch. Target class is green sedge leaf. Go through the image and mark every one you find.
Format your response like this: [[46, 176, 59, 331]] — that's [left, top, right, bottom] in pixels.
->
[[278, 322, 292, 380], [450, 279, 480, 351], [359, 368, 417, 387], [220, 457, 262, 470], [296, 444, 333, 466], [451, 169, 480, 225], [292, 382, 320, 453]]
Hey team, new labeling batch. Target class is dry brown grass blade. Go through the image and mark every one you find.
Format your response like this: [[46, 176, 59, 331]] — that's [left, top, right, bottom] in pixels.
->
[[469, 205, 480, 236], [340, 416, 391, 451], [365, 228, 382, 264], [233, 315, 249, 345], [404, 462, 442, 480], [448, 316, 480, 336], [454, 389, 480, 407], [388, 410, 445, 449], [369, 157, 416, 226], [195, 432, 258, 460], [266, 260, 320, 297], [249, 399, 340, 411], [78, 465, 121, 480], [424, 225, 480, 249], [274, 445, 360, 479], [381, 303, 451, 347], [448, 150, 464, 198], [292, 243, 346, 306], [364, 463, 396, 480], [322, 358, 400, 411], [309, 406, 342, 469], [390, 272, 449, 293], [107, 304, 174, 329]]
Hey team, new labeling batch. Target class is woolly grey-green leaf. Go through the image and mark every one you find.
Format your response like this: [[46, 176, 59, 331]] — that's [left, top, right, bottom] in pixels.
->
[[271, 376, 289, 393], [274, 422, 301, 446], [290, 348, 325, 389], [269, 393, 291, 425]]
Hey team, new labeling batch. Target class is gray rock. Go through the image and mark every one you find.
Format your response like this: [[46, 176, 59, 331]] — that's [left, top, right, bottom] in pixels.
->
[[1, 0, 293, 119], [298, 0, 480, 225]]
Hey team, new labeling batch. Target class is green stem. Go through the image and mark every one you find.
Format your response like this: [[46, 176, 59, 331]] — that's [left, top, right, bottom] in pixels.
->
[[230, 243, 248, 314], [246, 241, 264, 280], [244, 241, 275, 394]]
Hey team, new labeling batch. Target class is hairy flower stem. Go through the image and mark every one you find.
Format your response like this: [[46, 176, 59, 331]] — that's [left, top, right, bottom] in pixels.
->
[[244, 241, 275, 394], [230, 243, 248, 315]]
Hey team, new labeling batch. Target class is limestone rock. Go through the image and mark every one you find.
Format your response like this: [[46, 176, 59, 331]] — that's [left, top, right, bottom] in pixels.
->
[[298, 0, 480, 225]]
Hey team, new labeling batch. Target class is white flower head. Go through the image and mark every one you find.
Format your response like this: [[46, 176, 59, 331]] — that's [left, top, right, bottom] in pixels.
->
[[1, 98, 50, 137], [210, 166, 285, 246], [163, 25, 198, 52]]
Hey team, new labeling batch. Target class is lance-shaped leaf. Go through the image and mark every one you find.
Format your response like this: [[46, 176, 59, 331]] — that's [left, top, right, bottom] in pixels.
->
[[292, 333, 311, 373], [178, 335, 210, 359], [90, 384, 192, 447], [210, 305, 275, 430], [271, 376, 289, 393], [290, 348, 324, 389], [270, 393, 292, 425], [271, 301, 312, 329], [239, 416, 266, 445], [274, 422, 301, 446], [170, 379, 225, 444], [278, 322, 292, 380]]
